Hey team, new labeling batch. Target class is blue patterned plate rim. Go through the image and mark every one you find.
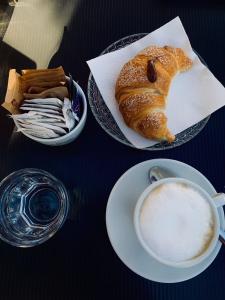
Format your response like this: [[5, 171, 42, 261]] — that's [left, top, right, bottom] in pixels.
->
[[87, 33, 210, 151]]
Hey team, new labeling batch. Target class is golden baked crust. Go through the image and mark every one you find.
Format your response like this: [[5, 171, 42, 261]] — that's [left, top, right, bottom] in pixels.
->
[[115, 45, 192, 142]]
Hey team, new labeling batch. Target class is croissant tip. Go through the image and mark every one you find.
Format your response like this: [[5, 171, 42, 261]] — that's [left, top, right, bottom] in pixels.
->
[[166, 131, 175, 143]]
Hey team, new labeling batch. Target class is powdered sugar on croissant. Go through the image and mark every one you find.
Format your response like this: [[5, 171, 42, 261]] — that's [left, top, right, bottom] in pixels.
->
[[115, 45, 192, 142]]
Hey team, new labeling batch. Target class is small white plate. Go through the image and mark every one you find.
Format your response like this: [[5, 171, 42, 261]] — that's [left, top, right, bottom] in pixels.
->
[[106, 159, 225, 283]]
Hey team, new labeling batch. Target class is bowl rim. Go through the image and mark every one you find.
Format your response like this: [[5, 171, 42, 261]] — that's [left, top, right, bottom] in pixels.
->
[[14, 79, 87, 142]]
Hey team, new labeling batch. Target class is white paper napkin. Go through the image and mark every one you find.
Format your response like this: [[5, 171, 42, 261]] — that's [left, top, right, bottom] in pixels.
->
[[87, 17, 225, 149]]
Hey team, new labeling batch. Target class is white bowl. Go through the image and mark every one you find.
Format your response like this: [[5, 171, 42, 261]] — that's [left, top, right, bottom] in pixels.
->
[[15, 80, 87, 146]]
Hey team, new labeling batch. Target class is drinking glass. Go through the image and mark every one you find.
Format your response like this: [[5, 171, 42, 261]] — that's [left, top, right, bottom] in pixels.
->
[[0, 168, 69, 247]]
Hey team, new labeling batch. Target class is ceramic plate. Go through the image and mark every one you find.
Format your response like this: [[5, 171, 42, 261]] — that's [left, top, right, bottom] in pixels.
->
[[106, 159, 224, 283], [88, 33, 210, 150]]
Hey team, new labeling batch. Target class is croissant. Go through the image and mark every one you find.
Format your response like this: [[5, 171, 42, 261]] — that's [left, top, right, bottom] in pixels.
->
[[115, 45, 192, 142]]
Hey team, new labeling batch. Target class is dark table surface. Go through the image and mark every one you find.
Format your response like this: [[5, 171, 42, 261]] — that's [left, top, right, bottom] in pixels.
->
[[1, 1, 225, 299]]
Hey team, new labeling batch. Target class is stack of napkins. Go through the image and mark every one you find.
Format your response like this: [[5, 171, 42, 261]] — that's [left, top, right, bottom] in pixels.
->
[[87, 17, 225, 148]]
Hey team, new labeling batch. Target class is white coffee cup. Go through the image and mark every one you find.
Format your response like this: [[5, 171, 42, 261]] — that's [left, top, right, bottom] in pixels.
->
[[134, 177, 225, 268]]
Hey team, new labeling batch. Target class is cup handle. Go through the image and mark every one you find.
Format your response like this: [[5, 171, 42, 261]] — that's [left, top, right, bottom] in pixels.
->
[[213, 193, 225, 208], [212, 193, 225, 245]]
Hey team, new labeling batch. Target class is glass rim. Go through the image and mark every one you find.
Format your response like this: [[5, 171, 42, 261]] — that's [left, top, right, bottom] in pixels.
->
[[0, 168, 69, 247]]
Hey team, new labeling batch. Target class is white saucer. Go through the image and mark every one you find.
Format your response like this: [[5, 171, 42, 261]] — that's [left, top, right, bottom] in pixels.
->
[[106, 159, 225, 283]]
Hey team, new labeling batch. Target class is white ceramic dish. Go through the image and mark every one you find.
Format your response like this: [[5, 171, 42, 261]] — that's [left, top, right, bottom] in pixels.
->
[[88, 33, 210, 151], [134, 177, 225, 269], [15, 80, 87, 146], [106, 159, 225, 283]]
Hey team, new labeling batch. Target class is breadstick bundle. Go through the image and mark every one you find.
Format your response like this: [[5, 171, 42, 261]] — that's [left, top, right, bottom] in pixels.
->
[[3, 67, 82, 139]]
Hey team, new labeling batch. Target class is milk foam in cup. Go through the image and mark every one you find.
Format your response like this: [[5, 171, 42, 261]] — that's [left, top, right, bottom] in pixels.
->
[[134, 178, 225, 268]]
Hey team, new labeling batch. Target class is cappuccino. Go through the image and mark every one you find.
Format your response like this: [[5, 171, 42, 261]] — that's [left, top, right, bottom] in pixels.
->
[[140, 182, 214, 262]]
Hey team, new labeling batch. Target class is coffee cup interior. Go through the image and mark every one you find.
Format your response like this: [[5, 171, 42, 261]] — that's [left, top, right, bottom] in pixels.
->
[[134, 178, 221, 268]]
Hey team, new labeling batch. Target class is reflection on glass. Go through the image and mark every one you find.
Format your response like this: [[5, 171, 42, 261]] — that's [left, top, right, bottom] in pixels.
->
[[0, 169, 69, 247]]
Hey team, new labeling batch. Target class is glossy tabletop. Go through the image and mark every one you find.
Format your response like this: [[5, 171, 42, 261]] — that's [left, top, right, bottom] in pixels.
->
[[0, 1, 225, 299]]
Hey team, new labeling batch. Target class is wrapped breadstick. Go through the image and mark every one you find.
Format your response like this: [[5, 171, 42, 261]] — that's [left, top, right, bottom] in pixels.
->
[[20, 66, 66, 93], [62, 97, 76, 131], [2, 69, 23, 114], [20, 106, 63, 115], [18, 122, 67, 135], [11, 111, 65, 122], [24, 98, 63, 107], [23, 87, 68, 101], [18, 128, 60, 139], [20, 103, 62, 111]]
